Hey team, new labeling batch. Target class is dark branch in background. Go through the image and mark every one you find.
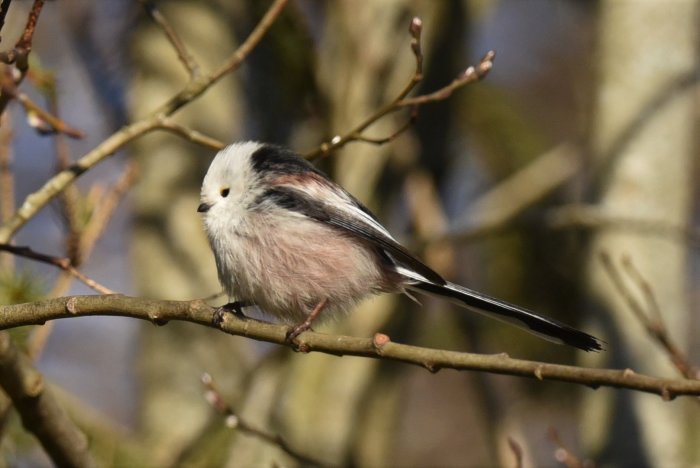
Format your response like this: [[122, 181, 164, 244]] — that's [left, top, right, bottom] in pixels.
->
[[0, 244, 115, 294], [304, 17, 495, 160], [599, 251, 699, 380], [201, 373, 326, 466], [0, 333, 95, 468], [140, 0, 201, 79], [2, 295, 700, 399]]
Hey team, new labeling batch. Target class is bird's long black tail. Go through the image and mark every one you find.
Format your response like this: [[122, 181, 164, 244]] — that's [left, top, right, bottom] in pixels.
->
[[408, 281, 603, 352]]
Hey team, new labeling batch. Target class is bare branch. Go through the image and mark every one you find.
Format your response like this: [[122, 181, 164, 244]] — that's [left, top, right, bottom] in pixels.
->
[[398, 50, 495, 107], [600, 252, 698, 380], [2, 295, 700, 399], [154, 0, 289, 117], [155, 117, 225, 150], [201, 373, 327, 466], [78, 161, 138, 261], [0, 244, 115, 294], [0, 0, 288, 243], [0, 0, 43, 70], [0, 332, 95, 467], [20, 97, 83, 138], [304, 19, 494, 160], [141, 0, 201, 78]]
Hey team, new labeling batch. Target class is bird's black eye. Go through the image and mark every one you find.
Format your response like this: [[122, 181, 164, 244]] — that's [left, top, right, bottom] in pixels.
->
[[220, 188, 230, 198]]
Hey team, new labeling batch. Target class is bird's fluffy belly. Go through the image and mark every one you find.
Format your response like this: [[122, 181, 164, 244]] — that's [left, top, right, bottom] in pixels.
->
[[215, 217, 390, 322]]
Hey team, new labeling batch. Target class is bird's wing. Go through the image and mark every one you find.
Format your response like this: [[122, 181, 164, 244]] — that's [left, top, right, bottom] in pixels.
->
[[259, 185, 446, 285]]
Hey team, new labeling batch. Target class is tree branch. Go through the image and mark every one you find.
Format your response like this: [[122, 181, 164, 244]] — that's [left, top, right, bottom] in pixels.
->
[[0, 332, 95, 467], [2, 295, 700, 400], [304, 19, 494, 160], [0, 0, 288, 243], [0, 244, 115, 294], [140, 0, 201, 79]]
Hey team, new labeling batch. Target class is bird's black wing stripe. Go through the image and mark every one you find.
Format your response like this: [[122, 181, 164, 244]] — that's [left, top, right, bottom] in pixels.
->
[[410, 281, 603, 352], [261, 187, 446, 285], [250, 144, 326, 177]]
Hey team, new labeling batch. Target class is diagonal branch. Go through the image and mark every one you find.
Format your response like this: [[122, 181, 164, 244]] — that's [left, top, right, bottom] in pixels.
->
[[140, 0, 201, 78], [0, 244, 115, 294], [2, 295, 700, 399], [599, 251, 698, 380], [0, 0, 288, 244]]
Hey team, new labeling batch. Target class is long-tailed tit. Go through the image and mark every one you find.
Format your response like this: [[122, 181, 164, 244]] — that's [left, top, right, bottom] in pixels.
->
[[198, 142, 602, 351]]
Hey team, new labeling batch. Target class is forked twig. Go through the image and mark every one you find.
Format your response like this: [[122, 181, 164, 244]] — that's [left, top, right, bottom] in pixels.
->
[[305, 18, 495, 159]]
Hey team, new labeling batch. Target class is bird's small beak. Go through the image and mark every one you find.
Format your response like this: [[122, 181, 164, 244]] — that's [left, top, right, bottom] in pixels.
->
[[197, 202, 211, 213]]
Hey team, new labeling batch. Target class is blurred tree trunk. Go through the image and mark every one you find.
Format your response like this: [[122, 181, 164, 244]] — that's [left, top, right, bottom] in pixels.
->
[[584, 1, 698, 465]]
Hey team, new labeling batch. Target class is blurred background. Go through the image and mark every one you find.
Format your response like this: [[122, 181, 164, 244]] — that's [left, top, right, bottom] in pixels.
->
[[0, 0, 698, 466]]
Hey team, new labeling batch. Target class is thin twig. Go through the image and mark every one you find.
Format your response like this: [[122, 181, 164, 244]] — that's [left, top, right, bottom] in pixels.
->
[[201, 373, 327, 466], [155, 117, 225, 150], [619, 255, 664, 326], [305, 39, 495, 160], [140, 0, 200, 78], [2, 295, 700, 399], [78, 161, 138, 259], [0, 244, 115, 294], [154, 0, 289, 117], [599, 252, 698, 380], [0, 0, 43, 70], [0, 74, 84, 138]]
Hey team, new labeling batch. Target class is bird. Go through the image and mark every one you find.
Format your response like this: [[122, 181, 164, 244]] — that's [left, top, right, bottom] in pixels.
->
[[197, 141, 602, 352]]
